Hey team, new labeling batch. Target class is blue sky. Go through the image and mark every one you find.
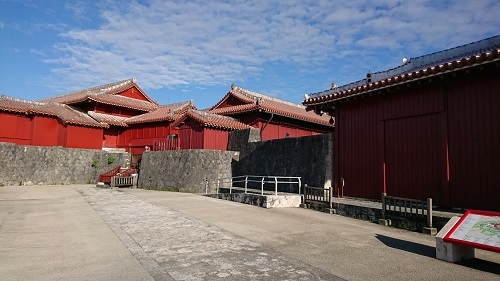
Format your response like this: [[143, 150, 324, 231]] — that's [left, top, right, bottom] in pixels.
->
[[1, 0, 499, 109]]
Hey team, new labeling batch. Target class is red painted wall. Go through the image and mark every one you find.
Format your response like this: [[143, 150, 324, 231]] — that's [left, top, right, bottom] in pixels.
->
[[64, 125, 102, 149], [118, 122, 175, 153], [117, 87, 149, 101], [178, 122, 230, 150], [217, 95, 246, 108], [203, 128, 229, 150], [446, 71, 500, 211], [335, 70, 499, 211], [31, 116, 59, 146], [94, 104, 144, 117], [260, 122, 317, 140], [103, 128, 119, 148], [178, 120, 204, 149], [0, 112, 31, 144]]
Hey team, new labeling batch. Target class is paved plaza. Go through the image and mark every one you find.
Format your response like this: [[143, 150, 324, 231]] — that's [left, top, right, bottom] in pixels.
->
[[1, 185, 499, 281]]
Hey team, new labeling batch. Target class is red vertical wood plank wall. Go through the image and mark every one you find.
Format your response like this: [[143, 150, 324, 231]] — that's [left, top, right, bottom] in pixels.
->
[[203, 129, 229, 150], [446, 71, 500, 210], [178, 120, 204, 149], [65, 126, 102, 149], [31, 116, 59, 146], [0, 113, 31, 144], [336, 69, 500, 211], [103, 128, 119, 148]]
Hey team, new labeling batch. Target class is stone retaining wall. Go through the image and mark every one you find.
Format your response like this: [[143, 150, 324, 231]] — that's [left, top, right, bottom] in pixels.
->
[[138, 150, 239, 193], [0, 142, 130, 186], [228, 129, 334, 189], [203, 193, 302, 208]]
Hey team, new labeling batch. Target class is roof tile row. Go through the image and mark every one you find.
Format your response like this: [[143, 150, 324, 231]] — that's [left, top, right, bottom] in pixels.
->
[[173, 109, 251, 130], [304, 35, 500, 106], [210, 85, 333, 126], [0, 96, 108, 128], [41, 78, 158, 112]]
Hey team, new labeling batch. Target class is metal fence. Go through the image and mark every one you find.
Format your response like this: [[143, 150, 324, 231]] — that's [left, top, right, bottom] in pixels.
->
[[111, 174, 138, 188], [207, 175, 302, 196], [381, 193, 433, 228]]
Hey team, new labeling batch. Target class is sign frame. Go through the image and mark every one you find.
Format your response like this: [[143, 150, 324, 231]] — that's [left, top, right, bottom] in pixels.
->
[[443, 209, 500, 253]]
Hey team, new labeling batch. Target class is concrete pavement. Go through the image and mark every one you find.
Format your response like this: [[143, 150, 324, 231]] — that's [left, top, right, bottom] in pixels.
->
[[0, 185, 153, 281], [1, 185, 499, 280]]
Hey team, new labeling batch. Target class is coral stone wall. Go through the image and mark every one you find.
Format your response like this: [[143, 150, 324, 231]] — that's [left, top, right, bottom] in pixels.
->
[[138, 150, 239, 193], [0, 142, 130, 186], [229, 129, 334, 189]]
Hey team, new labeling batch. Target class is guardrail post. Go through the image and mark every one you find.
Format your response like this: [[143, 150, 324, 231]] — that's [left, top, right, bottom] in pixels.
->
[[304, 184, 308, 204], [298, 178, 301, 195], [261, 177, 265, 195], [329, 186, 333, 210], [381, 193, 386, 220], [427, 197, 432, 228], [275, 177, 279, 195], [132, 174, 138, 188], [245, 176, 248, 193]]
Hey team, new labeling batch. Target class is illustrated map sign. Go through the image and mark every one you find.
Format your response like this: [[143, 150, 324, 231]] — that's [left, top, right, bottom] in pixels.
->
[[443, 209, 500, 253]]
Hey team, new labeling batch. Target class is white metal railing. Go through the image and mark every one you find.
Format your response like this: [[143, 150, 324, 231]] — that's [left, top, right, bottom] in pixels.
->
[[111, 174, 138, 188], [205, 175, 301, 196]]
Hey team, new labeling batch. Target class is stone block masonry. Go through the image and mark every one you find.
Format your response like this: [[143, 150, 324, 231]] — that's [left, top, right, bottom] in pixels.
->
[[229, 129, 334, 190], [0, 142, 130, 186], [138, 149, 239, 193], [204, 193, 302, 208]]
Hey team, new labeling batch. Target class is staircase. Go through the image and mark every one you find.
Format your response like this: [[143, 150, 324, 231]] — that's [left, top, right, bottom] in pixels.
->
[[98, 166, 138, 188]]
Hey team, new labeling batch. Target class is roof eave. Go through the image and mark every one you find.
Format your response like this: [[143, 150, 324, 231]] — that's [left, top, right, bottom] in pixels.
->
[[304, 56, 500, 108]]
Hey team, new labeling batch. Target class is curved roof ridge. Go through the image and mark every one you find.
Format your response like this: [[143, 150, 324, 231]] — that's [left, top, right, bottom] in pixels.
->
[[1, 95, 47, 106], [233, 85, 305, 109], [42, 78, 136, 101], [189, 108, 242, 120]]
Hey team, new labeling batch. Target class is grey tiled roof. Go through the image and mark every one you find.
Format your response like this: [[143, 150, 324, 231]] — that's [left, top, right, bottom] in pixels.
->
[[308, 35, 500, 99]]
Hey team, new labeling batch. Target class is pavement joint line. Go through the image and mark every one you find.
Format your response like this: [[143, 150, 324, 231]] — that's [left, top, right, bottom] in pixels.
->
[[77, 188, 175, 281], [78, 186, 344, 280]]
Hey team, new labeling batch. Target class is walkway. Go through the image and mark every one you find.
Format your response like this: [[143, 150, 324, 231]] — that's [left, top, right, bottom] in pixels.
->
[[1, 185, 499, 281]]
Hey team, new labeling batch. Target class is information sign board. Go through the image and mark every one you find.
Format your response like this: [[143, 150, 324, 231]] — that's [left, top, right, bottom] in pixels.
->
[[443, 209, 500, 253]]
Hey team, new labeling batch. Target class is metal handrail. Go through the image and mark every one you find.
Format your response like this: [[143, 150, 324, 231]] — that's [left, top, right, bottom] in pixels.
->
[[209, 175, 302, 196]]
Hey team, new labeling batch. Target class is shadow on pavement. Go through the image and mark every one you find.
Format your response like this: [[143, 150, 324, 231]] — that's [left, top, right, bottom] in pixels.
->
[[455, 259, 500, 276], [375, 234, 435, 258], [376, 234, 500, 276]]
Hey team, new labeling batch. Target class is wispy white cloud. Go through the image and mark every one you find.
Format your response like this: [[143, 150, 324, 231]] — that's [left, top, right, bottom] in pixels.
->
[[42, 0, 500, 96], [30, 48, 45, 56], [64, 1, 88, 18]]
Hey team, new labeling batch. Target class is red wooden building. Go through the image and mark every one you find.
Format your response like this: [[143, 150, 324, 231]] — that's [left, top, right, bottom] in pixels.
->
[[303, 35, 500, 211], [210, 85, 334, 140], [173, 109, 251, 150], [2, 79, 335, 159], [0, 96, 107, 149], [41, 78, 160, 151], [123, 101, 196, 153]]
